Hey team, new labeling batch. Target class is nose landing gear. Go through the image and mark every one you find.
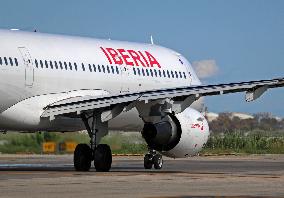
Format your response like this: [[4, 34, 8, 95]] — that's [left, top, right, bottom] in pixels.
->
[[144, 149, 163, 170]]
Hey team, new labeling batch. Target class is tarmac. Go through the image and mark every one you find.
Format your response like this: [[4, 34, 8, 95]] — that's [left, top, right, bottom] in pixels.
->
[[0, 154, 283, 198]]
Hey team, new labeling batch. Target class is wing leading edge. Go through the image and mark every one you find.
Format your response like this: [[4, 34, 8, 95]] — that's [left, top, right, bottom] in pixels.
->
[[41, 77, 284, 120]]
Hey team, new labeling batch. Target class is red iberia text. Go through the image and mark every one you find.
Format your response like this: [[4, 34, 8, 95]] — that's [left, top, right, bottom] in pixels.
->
[[100, 47, 161, 68]]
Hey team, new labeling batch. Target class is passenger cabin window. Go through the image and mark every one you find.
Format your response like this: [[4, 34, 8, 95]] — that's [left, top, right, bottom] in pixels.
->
[[59, 61, 63, 70], [64, 62, 68, 70], [116, 66, 119, 74], [14, 58, 18, 66], [69, 62, 72, 70], [35, 59, 38, 68], [89, 64, 92, 72], [0, 57, 2, 65], [175, 71, 178, 78], [54, 61, 58, 69], [50, 61, 54, 69], [82, 63, 85, 71], [74, 63, 78, 71], [150, 69, 153, 77], [93, 64, 96, 72], [142, 68, 145, 76], [9, 57, 13, 66], [4, 57, 8, 65], [40, 60, 43, 68], [45, 60, 48, 68], [146, 69, 149, 76], [154, 69, 157, 77]]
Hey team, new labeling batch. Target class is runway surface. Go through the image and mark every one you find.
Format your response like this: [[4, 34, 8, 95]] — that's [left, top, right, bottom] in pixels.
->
[[0, 154, 283, 198]]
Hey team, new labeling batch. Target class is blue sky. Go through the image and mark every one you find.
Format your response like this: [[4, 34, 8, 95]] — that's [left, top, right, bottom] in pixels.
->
[[1, 0, 284, 116]]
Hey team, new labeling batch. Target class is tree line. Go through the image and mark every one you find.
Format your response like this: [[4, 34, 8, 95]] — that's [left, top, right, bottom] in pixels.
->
[[208, 112, 284, 133]]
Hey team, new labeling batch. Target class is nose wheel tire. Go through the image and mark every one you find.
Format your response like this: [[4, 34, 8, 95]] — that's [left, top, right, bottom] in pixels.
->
[[153, 154, 163, 169], [94, 144, 112, 172], [74, 144, 92, 171], [144, 154, 153, 169], [144, 153, 163, 170]]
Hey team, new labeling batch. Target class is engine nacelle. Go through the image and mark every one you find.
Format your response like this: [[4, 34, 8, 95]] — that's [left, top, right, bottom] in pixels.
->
[[142, 114, 181, 151], [142, 108, 210, 158]]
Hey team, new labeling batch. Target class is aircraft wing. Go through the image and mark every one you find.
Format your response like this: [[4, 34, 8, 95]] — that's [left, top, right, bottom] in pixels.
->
[[41, 77, 284, 120]]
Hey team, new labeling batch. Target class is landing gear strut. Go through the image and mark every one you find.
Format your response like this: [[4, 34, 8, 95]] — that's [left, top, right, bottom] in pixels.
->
[[74, 112, 112, 172], [144, 149, 163, 170]]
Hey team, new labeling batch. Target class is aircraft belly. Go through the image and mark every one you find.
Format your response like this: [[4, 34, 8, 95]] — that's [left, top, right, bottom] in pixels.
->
[[47, 109, 143, 132], [108, 108, 144, 132], [39, 109, 143, 132], [0, 108, 143, 133]]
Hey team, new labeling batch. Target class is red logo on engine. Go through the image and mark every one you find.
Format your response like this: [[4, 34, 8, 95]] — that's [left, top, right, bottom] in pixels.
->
[[191, 123, 204, 131]]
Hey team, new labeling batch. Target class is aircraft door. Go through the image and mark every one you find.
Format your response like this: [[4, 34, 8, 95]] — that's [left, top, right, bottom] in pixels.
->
[[18, 47, 34, 87], [178, 56, 193, 85], [120, 66, 130, 93]]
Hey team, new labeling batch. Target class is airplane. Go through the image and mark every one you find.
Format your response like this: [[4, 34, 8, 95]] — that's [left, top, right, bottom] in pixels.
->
[[0, 29, 283, 171]]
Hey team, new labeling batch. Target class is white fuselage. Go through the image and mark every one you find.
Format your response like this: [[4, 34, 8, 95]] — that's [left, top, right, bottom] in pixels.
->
[[0, 30, 201, 132]]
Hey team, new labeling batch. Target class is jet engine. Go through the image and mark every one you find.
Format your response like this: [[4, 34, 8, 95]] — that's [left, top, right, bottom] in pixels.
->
[[142, 107, 210, 158]]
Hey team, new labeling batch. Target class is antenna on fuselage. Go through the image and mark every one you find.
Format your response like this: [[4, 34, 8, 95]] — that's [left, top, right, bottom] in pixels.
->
[[150, 35, 154, 45], [10, 27, 38, 32]]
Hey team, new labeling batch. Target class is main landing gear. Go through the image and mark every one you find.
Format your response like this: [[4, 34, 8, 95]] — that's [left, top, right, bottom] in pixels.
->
[[74, 143, 112, 172], [144, 149, 163, 170], [74, 112, 112, 172]]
